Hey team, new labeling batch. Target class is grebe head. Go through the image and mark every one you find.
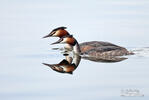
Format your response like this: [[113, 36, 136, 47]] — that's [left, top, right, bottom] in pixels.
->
[[43, 26, 70, 38], [51, 35, 76, 46]]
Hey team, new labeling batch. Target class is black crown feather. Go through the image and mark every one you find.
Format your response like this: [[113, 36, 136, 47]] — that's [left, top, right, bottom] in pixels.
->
[[52, 26, 67, 31]]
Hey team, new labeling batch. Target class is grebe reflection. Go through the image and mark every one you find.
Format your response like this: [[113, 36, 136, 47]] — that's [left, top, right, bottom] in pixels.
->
[[43, 54, 81, 74], [43, 51, 127, 74]]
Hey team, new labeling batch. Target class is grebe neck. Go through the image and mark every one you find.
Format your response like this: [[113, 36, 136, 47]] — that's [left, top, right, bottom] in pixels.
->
[[73, 41, 81, 55]]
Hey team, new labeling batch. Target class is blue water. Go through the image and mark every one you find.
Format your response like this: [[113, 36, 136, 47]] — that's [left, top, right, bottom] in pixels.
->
[[0, 0, 149, 100]]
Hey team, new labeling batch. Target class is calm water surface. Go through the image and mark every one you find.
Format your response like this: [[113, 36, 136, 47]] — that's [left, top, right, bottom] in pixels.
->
[[0, 44, 149, 100]]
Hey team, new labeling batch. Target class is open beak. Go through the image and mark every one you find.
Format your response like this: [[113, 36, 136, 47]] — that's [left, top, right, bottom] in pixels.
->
[[51, 38, 63, 45]]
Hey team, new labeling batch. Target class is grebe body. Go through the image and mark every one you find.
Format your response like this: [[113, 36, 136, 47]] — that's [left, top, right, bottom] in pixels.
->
[[51, 35, 133, 57], [79, 41, 132, 57]]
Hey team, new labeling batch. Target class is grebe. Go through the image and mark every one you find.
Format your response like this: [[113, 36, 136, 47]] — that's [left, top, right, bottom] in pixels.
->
[[43, 27, 133, 57]]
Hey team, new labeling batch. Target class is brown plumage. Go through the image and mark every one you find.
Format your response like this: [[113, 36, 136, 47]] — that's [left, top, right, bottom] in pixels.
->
[[79, 41, 134, 57], [43, 27, 134, 59], [43, 26, 69, 38]]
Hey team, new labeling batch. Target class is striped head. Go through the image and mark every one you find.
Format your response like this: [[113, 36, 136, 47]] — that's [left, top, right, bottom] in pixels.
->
[[51, 35, 77, 46], [43, 26, 70, 38]]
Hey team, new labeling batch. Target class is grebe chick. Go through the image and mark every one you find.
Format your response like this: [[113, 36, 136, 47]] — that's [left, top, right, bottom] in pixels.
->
[[43, 26, 69, 38], [51, 35, 133, 57]]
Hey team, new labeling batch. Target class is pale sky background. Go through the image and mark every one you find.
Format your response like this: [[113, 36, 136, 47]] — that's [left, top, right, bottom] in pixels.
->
[[0, 0, 149, 51]]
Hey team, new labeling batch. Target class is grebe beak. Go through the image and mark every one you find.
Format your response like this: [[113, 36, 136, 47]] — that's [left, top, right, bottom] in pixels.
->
[[51, 38, 63, 45], [42, 63, 52, 67], [43, 31, 55, 38], [43, 34, 51, 38]]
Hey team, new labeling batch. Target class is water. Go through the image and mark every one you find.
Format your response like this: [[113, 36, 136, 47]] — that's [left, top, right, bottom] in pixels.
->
[[1, 46, 149, 100], [0, 0, 149, 100]]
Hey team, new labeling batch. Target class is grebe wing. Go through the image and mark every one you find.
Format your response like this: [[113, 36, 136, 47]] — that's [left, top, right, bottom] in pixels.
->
[[85, 46, 122, 53], [80, 41, 120, 47]]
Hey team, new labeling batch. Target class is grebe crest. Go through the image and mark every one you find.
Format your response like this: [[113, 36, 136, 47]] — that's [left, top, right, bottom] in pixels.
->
[[43, 26, 69, 38]]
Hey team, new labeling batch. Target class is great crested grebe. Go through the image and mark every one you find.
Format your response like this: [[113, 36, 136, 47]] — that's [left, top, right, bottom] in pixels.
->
[[43, 27, 133, 57]]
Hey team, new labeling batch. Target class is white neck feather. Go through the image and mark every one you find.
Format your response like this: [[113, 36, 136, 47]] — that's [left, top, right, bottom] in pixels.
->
[[73, 42, 81, 55], [64, 40, 81, 55]]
